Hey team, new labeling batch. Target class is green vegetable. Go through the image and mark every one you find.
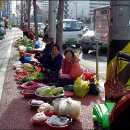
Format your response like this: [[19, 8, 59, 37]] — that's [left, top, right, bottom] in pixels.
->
[[18, 76, 32, 84], [51, 87, 63, 95], [36, 86, 50, 94], [45, 92, 53, 97], [49, 85, 56, 90], [33, 72, 44, 80], [26, 81, 33, 86], [39, 88, 51, 96]]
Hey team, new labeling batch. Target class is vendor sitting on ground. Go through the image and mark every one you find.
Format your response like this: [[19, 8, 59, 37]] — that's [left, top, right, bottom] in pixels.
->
[[55, 48, 83, 86], [34, 36, 54, 64], [41, 44, 63, 83]]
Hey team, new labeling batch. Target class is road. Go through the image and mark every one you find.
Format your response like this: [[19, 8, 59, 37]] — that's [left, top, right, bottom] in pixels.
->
[[79, 51, 107, 81], [69, 46, 107, 82]]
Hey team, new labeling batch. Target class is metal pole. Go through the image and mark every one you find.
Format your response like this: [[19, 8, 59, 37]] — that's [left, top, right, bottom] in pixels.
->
[[74, 2, 77, 19], [48, 0, 56, 43], [105, 0, 130, 101], [96, 41, 99, 82], [76, 3, 77, 19]]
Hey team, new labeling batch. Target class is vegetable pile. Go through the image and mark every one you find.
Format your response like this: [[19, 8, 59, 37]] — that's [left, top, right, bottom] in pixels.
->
[[36, 86, 64, 97], [15, 37, 34, 47]]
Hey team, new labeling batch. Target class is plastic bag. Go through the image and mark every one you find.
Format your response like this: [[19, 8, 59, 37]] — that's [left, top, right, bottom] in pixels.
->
[[31, 112, 48, 122], [89, 83, 100, 95], [74, 77, 90, 97], [53, 98, 81, 119], [58, 98, 81, 119], [34, 40, 40, 49], [37, 103, 55, 113], [18, 45, 26, 51]]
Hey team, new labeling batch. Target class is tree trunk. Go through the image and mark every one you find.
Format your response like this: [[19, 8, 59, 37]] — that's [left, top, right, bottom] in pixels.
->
[[23, 1, 27, 21], [27, 0, 31, 28], [21, 1, 24, 24], [56, 0, 64, 51], [33, 0, 38, 41]]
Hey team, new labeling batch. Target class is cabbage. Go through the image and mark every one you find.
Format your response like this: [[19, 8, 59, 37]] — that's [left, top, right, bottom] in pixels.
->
[[39, 88, 51, 96]]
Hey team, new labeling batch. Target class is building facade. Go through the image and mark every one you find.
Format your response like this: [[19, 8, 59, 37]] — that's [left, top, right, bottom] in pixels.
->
[[67, 1, 90, 21], [89, 0, 110, 16]]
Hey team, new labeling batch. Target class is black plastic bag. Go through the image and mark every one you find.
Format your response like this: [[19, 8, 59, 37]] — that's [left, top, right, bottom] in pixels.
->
[[89, 83, 100, 95]]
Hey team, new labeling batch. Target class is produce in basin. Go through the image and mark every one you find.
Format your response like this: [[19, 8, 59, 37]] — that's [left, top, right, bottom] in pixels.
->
[[46, 92, 53, 97], [31, 112, 48, 123], [49, 85, 56, 90], [33, 72, 44, 80], [37, 103, 55, 113], [51, 87, 64, 95], [35, 86, 64, 97], [36, 87, 48, 94], [39, 88, 51, 96]]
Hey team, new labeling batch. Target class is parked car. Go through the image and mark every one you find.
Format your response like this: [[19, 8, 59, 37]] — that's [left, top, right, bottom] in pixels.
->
[[30, 22, 45, 36], [0, 18, 6, 39], [62, 19, 83, 48], [80, 29, 107, 54], [79, 29, 95, 54], [83, 26, 89, 34], [0, 25, 5, 39], [78, 21, 85, 30], [38, 23, 45, 37], [30, 22, 34, 32]]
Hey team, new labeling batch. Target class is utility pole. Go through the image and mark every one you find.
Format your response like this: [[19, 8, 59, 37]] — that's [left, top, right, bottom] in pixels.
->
[[48, 0, 57, 43], [105, 1, 130, 101], [74, 2, 77, 19], [81, 9, 84, 21]]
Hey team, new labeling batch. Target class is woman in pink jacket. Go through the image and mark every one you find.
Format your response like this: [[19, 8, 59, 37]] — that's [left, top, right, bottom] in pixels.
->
[[55, 48, 83, 86]]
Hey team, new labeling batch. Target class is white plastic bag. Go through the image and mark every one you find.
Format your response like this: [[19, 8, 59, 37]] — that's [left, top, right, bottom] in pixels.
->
[[53, 98, 81, 119], [18, 45, 26, 51], [31, 112, 48, 122], [37, 103, 55, 113]]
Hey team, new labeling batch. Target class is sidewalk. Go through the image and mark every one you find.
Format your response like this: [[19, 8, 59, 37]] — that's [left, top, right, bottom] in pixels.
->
[[0, 28, 105, 130], [0, 28, 22, 100]]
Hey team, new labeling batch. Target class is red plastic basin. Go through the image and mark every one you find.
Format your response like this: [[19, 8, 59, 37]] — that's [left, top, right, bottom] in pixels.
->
[[15, 72, 29, 80], [83, 72, 95, 80], [21, 89, 35, 97], [47, 123, 69, 130]]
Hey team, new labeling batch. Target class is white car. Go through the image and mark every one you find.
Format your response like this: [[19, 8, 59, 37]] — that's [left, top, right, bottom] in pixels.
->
[[62, 19, 83, 48], [83, 26, 89, 34], [38, 23, 45, 37]]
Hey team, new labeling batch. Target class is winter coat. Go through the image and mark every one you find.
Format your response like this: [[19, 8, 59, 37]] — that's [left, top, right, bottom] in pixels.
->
[[61, 55, 83, 80], [43, 53, 63, 72], [34, 42, 54, 64]]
